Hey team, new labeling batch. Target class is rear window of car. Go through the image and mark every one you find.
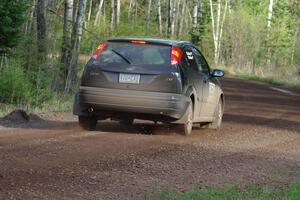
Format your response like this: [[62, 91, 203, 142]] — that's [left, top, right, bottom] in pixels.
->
[[96, 42, 171, 66]]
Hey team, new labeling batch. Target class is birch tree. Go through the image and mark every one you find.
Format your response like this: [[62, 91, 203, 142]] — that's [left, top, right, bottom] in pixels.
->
[[61, 0, 73, 67], [191, 0, 199, 43], [157, 0, 163, 36], [109, 0, 114, 35], [266, 0, 274, 36], [94, 0, 104, 26], [87, 0, 93, 24], [146, 0, 152, 32], [116, 0, 121, 25], [36, 0, 47, 99], [210, 0, 228, 64], [167, 0, 172, 36], [174, 0, 181, 37], [192, 0, 199, 32], [266, 0, 274, 64], [65, 0, 87, 93], [36, 0, 47, 62], [178, 0, 186, 38], [171, 0, 179, 36], [24, 0, 36, 35]]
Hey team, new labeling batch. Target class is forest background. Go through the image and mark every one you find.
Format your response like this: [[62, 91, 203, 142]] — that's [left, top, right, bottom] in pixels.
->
[[0, 0, 299, 111]]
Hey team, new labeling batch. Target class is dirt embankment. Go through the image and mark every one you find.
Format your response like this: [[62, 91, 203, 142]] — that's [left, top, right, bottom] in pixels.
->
[[0, 77, 300, 200]]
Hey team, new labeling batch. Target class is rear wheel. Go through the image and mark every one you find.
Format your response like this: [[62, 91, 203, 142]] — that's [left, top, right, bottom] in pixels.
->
[[209, 99, 223, 129], [178, 102, 193, 136], [78, 116, 97, 131]]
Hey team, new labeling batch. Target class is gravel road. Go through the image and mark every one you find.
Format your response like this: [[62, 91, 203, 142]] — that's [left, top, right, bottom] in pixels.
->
[[0, 77, 299, 199]]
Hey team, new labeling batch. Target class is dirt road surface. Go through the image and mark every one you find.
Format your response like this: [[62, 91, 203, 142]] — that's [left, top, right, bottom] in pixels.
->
[[0, 77, 300, 199]]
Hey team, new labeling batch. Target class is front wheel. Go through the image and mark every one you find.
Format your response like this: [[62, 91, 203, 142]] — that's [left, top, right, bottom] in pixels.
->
[[178, 103, 193, 136], [78, 116, 97, 131]]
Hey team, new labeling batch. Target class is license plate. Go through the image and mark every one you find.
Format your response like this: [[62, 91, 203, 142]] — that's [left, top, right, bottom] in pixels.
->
[[119, 73, 140, 84]]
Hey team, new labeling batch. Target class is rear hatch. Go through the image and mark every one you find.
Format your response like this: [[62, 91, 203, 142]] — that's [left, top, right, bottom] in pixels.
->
[[81, 40, 182, 93]]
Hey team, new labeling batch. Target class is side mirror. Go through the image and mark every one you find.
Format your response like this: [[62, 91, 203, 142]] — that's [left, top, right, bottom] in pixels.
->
[[211, 69, 224, 77]]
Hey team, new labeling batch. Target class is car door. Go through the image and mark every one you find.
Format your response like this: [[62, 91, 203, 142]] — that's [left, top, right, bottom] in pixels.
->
[[192, 47, 216, 118], [181, 46, 206, 121]]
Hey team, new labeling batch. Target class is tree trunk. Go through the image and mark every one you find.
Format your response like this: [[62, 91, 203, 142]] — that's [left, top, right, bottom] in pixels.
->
[[174, 0, 181, 38], [102, 0, 106, 24], [128, 0, 133, 19], [134, 0, 138, 26], [157, 0, 163, 37], [87, 0, 93, 24], [266, 0, 274, 65], [167, 0, 172, 36], [217, 0, 228, 63], [266, 0, 274, 33], [210, 0, 228, 65], [178, 0, 185, 38], [171, 0, 177, 37], [116, 0, 120, 25], [146, 0, 152, 32], [109, 0, 114, 35], [61, 0, 73, 69], [192, 0, 199, 32], [36, 0, 47, 100], [36, 0, 47, 62], [25, 0, 36, 34], [94, 0, 104, 26], [73, 0, 78, 22], [191, 0, 199, 43], [65, 0, 87, 93], [291, 26, 299, 65], [209, 0, 216, 64]]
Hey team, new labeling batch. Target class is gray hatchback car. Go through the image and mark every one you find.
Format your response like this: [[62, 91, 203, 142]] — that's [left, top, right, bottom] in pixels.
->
[[73, 37, 225, 135]]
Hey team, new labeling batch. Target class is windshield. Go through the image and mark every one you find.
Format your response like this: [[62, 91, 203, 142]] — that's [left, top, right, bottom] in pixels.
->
[[96, 42, 171, 66]]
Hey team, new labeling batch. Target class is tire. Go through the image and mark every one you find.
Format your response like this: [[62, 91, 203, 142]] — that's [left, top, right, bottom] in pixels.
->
[[78, 116, 97, 131], [209, 99, 223, 129], [119, 118, 134, 126], [178, 102, 194, 136]]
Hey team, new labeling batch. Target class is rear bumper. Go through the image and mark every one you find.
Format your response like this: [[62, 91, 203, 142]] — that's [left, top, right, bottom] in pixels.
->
[[73, 86, 189, 120]]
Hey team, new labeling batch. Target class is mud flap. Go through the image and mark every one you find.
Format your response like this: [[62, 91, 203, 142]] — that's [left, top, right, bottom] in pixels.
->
[[73, 93, 85, 116], [172, 101, 191, 124]]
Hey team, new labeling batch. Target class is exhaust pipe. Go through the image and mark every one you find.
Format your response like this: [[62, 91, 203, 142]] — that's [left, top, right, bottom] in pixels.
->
[[88, 107, 94, 113]]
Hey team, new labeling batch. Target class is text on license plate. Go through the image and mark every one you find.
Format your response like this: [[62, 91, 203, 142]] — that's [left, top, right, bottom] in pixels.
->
[[119, 73, 140, 84]]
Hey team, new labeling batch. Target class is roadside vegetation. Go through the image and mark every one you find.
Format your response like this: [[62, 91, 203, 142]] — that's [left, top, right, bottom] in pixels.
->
[[147, 180, 300, 200], [0, 0, 299, 110]]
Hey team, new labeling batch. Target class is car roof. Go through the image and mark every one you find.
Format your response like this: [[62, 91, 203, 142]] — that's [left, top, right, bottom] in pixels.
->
[[107, 37, 192, 47]]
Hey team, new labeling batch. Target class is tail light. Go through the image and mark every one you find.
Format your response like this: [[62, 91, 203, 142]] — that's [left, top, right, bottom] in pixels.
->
[[131, 40, 146, 44], [92, 42, 106, 59], [171, 46, 182, 65]]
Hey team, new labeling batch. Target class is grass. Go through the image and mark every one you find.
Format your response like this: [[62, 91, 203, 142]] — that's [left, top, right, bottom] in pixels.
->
[[219, 66, 300, 90], [234, 72, 300, 89], [146, 180, 300, 200], [0, 94, 72, 117]]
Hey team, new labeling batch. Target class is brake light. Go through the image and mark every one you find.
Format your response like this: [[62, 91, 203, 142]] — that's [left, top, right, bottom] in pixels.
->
[[171, 46, 182, 65], [92, 42, 106, 59], [131, 40, 146, 44]]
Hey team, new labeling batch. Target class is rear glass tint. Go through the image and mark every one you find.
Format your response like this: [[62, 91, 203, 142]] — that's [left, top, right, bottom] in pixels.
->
[[96, 42, 171, 65]]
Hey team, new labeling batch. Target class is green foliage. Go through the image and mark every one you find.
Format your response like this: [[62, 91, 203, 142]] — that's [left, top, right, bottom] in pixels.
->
[[0, 60, 32, 104], [0, 0, 29, 54], [146, 181, 300, 200], [0, 0, 299, 109], [285, 180, 300, 200]]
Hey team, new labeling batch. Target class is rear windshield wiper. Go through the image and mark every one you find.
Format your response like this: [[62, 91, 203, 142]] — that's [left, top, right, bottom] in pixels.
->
[[111, 49, 131, 64]]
